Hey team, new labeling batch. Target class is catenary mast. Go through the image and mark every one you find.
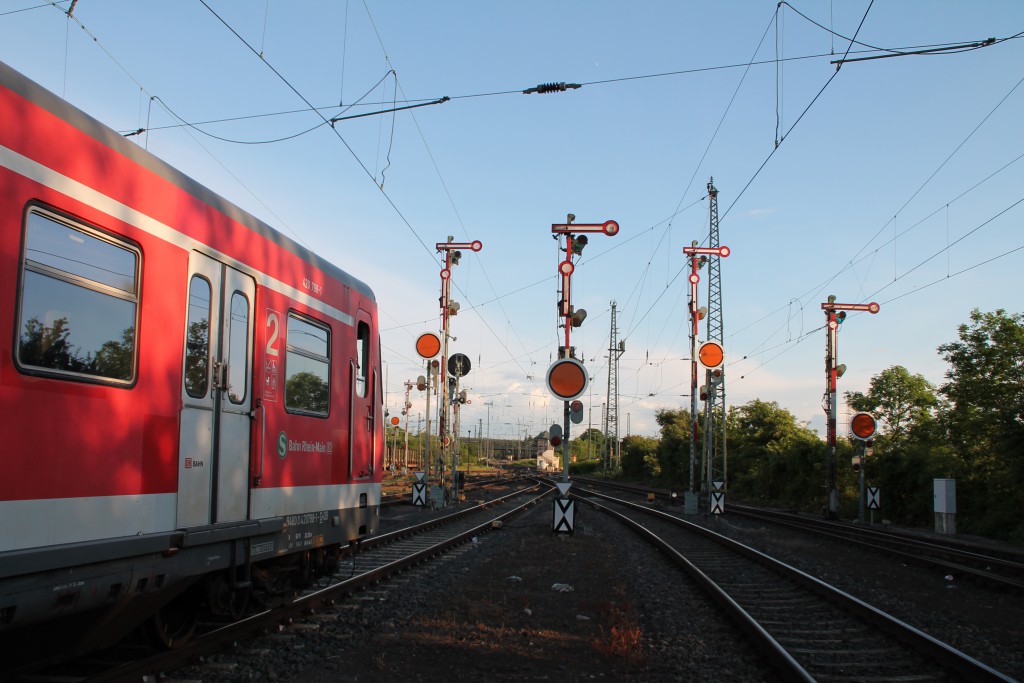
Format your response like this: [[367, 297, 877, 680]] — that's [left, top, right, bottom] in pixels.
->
[[704, 178, 727, 495], [605, 301, 624, 470]]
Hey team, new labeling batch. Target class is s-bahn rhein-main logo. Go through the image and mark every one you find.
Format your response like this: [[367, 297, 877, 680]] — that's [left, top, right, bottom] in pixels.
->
[[278, 432, 333, 460]]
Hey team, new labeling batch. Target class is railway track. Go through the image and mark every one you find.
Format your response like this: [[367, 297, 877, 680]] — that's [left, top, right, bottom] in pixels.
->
[[4, 480, 552, 683], [574, 476, 1024, 592], [574, 487, 1016, 682], [727, 502, 1024, 592]]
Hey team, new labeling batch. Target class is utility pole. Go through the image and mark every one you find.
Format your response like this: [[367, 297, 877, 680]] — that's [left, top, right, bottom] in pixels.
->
[[435, 236, 482, 505], [683, 241, 729, 511], [600, 402, 608, 474], [704, 179, 727, 497], [821, 295, 879, 519], [606, 301, 625, 470], [547, 214, 619, 534], [484, 401, 493, 468], [402, 380, 414, 471], [549, 215, 619, 482], [414, 333, 441, 505], [448, 353, 471, 500]]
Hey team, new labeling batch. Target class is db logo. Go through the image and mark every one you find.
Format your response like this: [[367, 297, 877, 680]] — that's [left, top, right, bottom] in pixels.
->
[[185, 457, 193, 469]]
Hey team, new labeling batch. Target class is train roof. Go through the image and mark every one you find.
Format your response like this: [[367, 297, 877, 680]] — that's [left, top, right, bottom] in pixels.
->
[[0, 59, 375, 302]]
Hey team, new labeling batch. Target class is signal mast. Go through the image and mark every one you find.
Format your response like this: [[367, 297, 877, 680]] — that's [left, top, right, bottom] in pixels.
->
[[821, 295, 879, 519]]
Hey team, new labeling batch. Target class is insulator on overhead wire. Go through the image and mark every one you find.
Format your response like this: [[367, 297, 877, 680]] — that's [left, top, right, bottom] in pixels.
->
[[522, 82, 582, 95]]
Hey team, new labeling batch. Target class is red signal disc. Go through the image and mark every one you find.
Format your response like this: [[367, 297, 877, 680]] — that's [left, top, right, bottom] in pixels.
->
[[546, 358, 589, 401], [850, 412, 876, 439], [415, 332, 442, 358], [698, 341, 725, 368]]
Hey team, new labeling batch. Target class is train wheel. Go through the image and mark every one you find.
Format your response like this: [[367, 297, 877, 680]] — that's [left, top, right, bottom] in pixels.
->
[[146, 597, 199, 649]]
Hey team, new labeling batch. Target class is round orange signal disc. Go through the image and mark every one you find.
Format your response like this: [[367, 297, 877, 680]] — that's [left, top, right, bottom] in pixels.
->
[[850, 412, 877, 440], [546, 358, 589, 401], [415, 332, 442, 359], [390, 416, 400, 426], [698, 341, 725, 368]]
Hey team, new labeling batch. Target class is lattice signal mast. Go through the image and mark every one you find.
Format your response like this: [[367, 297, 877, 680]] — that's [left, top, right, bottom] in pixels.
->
[[604, 301, 625, 470], [704, 178, 727, 495]]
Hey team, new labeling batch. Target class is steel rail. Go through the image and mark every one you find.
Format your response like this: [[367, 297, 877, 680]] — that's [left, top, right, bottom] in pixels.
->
[[49, 483, 552, 683], [574, 476, 1024, 591], [726, 504, 1024, 592], [575, 488, 1016, 683], [575, 493, 814, 682]]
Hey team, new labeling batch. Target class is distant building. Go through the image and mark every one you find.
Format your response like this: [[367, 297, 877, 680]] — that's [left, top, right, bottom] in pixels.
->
[[536, 431, 560, 472], [537, 448, 560, 472]]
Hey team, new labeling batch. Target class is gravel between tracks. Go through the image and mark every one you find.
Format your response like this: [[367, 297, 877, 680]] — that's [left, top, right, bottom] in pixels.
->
[[179, 498, 1023, 682]]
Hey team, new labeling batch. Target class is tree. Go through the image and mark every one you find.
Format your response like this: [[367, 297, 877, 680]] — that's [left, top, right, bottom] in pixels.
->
[[19, 316, 134, 380], [845, 365, 938, 444], [572, 428, 607, 463], [654, 408, 692, 485], [89, 326, 135, 381], [286, 371, 330, 414], [620, 435, 660, 479], [938, 309, 1024, 445], [184, 318, 210, 395], [843, 366, 945, 527], [19, 315, 80, 372], [937, 309, 1024, 541], [726, 400, 824, 510]]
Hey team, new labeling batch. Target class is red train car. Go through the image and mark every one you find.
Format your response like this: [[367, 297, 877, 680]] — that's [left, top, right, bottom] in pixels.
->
[[0, 59, 383, 655]]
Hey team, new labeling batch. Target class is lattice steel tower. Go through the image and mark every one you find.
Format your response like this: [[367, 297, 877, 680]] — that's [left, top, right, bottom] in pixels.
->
[[604, 301, 624, 470], [704, 178, 727, 494]]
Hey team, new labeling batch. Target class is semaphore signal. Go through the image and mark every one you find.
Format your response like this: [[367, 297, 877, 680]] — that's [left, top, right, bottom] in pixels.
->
[[820, 294, 880, 520]]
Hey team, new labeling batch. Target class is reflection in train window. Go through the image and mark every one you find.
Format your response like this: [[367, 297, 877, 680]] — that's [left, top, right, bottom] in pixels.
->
[[17, 209, 139, 383], [356, 321, 369, 398], [227, 291, 250, 404], [285, 313, 330, 416], [184, 276, 211, 398]]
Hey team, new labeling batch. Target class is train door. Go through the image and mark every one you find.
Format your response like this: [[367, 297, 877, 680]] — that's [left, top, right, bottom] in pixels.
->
[[177, 252, 256, 527], [348, 311, 377, 480]]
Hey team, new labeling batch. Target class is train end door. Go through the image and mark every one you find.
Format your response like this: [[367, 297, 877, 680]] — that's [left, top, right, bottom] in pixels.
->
[[348, 312, 378, 480]]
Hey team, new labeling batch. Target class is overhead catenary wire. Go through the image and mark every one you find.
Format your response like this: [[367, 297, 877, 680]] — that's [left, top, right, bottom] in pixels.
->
[[720, 2, 1024, 366], [108, 26, 1019, 143], [22, 1, 1023, 433], [713, 2, 1024, 390], [352, 0, 536, 381]]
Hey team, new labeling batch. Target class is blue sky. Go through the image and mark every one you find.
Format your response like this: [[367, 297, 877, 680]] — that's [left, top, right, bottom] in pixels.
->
[[3, 1, 1022, 441]]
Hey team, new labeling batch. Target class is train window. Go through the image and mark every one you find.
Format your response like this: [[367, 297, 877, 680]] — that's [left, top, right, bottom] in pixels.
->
[[355, 321, 369, 398], [226, 291, 249, 404], [16, 209, 139, 383], [184, 276, 211, 398], [284, 314, 330, 416]]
